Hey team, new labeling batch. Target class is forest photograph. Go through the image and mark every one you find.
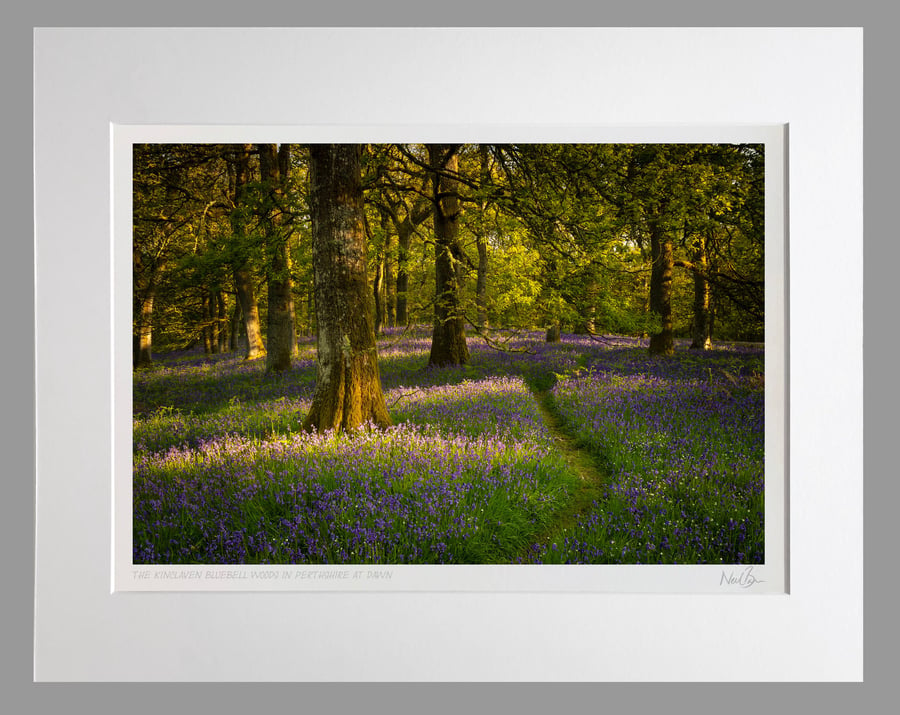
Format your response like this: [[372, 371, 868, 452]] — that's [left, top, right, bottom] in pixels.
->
[[132, 141, 765, 567]]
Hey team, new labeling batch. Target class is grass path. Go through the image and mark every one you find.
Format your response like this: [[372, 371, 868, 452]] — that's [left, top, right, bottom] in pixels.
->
[[523, 383, 607, 556]]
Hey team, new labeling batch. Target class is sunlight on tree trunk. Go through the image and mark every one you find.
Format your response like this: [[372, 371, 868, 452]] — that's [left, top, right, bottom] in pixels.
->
[[229, 144, 266, 360], [689, 231, 713, 350], [234, 267, 266, 360], [303, 144, 391, 432], [136, 290, 154, 365]]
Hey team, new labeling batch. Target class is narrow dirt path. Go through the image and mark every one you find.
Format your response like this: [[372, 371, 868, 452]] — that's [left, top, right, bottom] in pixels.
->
[[524, 384, 607, 557]]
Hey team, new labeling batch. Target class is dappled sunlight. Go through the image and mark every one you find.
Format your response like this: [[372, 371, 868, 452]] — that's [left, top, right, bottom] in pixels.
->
[[387, 376, 552, 445], [134, 329, 764, 565], [134, 421, 576, 565]]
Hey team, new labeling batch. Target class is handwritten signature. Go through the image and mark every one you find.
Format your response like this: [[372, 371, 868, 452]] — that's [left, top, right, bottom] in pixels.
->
[[720, 566, 765, 588]]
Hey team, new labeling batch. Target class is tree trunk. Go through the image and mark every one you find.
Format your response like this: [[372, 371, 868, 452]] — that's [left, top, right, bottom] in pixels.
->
[[136, 288, 155, 366], [475, 144, 490, 330], [229, 144, 266, 360], [217, 291, 228, 353], [689, 231, 712, 350], [373, 248, 384, 335], [427, 144, 469, 366], [233, 268, 266, 359], [208, 287, 221, 353], [259, 143, 296, 372], [648, 219, 675, 355], [303, 144, 391, 432], [476, 238, 488, 330], [201, 292, 213, 354], [545, 322, 561, 343], [395, 219, 411, 327], [133, 244, 157, 366], [384, 224, 396, 329]]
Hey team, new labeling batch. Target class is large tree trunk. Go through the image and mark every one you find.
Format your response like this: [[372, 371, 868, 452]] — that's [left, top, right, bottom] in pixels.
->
[[229, 144, 266, 360], [648, 219, 675, 355], [303, 144, 391, 432], [258, 143, 296, 372], [689, 231, 712, 350], [427, 144, 469, 367]]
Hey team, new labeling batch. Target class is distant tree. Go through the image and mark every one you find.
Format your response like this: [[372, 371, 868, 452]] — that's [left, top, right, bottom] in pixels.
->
[[133, 143, 218, 364], [473, 144, 491, 330], [258, 143, 296, 372], [303, 144, 391, 432], [364, 145, 432, 329], [227, 144, 267, 360], [646, 212, 675, 355], [384, 190, 430, 328]]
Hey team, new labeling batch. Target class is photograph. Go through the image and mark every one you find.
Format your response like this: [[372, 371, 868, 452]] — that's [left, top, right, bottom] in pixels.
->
[[131, 141, 768, 568], [32, 25, 863, 683]]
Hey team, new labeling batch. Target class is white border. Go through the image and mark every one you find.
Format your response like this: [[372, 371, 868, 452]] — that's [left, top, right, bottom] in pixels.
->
[[35, 28, 862, 681], [113, 123, 786, 595]]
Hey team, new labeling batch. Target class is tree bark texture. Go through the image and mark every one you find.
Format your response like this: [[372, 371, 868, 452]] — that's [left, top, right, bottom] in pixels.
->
[[229, 144, 267, 360], [258, 143, 296, 372], [427, 144, 469, 366], [648, 219, 675, 355], [233, 268, 266, 359], [303, 144, 391, 432], [306, 287, 315, 336], [689, 232, 712, 350]]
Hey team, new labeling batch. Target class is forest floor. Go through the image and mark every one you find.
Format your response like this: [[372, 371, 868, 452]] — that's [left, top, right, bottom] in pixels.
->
[[132, 328, 765, 565], [523, 385, 607, 556]]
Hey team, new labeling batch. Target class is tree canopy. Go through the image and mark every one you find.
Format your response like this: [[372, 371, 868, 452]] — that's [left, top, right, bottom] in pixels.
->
[[133, 142, 765, 370]]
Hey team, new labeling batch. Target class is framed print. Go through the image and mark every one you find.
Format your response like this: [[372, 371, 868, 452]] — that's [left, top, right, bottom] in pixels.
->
[[113, 124, 785, 595], [34, 27, 862, 681]]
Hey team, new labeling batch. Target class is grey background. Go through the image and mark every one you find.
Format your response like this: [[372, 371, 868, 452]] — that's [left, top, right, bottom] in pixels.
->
[[6, 0, 888, 712]]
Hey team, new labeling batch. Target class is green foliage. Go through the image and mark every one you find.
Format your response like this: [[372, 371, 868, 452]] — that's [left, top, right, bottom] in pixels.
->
[[135, 142, 765, 361]]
